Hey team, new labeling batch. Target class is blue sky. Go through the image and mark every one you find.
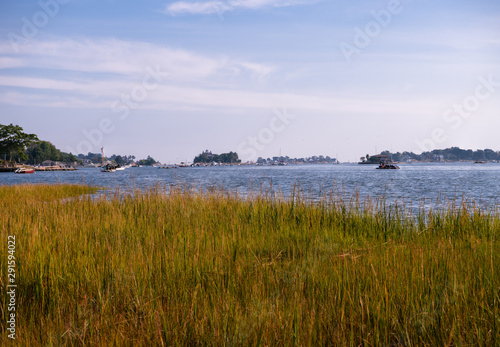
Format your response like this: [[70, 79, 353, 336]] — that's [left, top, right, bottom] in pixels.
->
[[0, 0, 499, 163]]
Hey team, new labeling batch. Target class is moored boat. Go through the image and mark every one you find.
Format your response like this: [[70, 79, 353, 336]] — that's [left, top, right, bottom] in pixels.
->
[[100, 147, 116, 172], [15, 167, 35, 174], [376, 161, 400, 170], [101, 164, 116, 172]]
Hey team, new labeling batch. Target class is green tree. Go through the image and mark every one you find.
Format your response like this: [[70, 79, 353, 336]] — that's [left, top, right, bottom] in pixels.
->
[[194, 150, 240, 164], [110, 154, 126, 165], [137, 156, 157, 166], [473, 150, 485, 161], [26, 141, 79, 165], [218, 152, 240, 164], [484, 149, 498, 161], [0, 124, 39, 162], [194, 150, 215, 164]]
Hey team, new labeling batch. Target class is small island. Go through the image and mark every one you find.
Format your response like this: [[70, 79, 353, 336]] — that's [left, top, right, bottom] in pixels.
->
[[360, 147, 500, 164]]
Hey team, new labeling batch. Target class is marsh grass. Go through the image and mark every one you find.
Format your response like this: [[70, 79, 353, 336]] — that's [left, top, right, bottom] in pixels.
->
[[0, 183, 499, 346]]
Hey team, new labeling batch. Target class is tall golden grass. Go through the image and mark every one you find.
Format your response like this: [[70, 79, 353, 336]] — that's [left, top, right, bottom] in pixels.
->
[[0, 183, 499, 345]]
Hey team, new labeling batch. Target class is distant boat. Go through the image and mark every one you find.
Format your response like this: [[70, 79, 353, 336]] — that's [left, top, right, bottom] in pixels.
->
[[277, 149, 288, 166], [15, 167, 35, 174], [115, 166, 126, 171], [474, 161, 487, 164], [100, 147, 116, 172], [101, 164, 116, 172], [376, 161, 400, 170]]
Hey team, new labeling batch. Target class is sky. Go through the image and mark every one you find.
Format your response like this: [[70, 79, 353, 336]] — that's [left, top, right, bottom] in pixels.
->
[[0, 0, 499, 163]]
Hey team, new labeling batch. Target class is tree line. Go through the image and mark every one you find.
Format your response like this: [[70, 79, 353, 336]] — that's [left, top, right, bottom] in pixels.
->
[[0, 123, 155, 166], [0, 124, 78, 164], [193, 150, 240, 164], [372, 147, 500, 162]]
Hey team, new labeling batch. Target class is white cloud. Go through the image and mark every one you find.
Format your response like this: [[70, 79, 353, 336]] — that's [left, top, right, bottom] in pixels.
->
[[0, 39, 273, 82], [0, 36, 491, 122], [0, 36, 464, 121], [164, 0, 317, 16], [0, 73, 443, 118], [0, 57, 23, 69], [166, 1, 231, 15]]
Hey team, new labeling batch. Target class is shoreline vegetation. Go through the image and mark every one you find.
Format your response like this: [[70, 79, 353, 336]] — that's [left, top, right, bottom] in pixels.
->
[[3, 124, 500, 167], [1, 183, 499, 345], [359, 147, 500, 164]]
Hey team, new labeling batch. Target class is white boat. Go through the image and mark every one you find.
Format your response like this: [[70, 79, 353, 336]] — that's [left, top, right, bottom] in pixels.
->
[[15, 167, 35, 174]]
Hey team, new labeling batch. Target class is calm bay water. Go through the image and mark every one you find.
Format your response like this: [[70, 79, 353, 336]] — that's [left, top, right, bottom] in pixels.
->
[[2, 163, 500, 209]]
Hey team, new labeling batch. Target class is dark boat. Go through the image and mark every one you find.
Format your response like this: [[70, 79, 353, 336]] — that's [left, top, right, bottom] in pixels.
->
[[101, 164, 116, 172], [376, 161, 400, 170]]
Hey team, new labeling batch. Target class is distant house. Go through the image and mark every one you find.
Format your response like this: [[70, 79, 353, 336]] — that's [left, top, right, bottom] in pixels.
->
[[40, 160, 76, 168], [434, 154, 445, 162], [369, 154, 390, 163], [359, 154, 391, 164], [41, 160, 56, 166]]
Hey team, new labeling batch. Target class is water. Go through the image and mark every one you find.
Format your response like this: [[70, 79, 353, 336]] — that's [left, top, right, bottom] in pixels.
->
[[2, 163, 500, 209]]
